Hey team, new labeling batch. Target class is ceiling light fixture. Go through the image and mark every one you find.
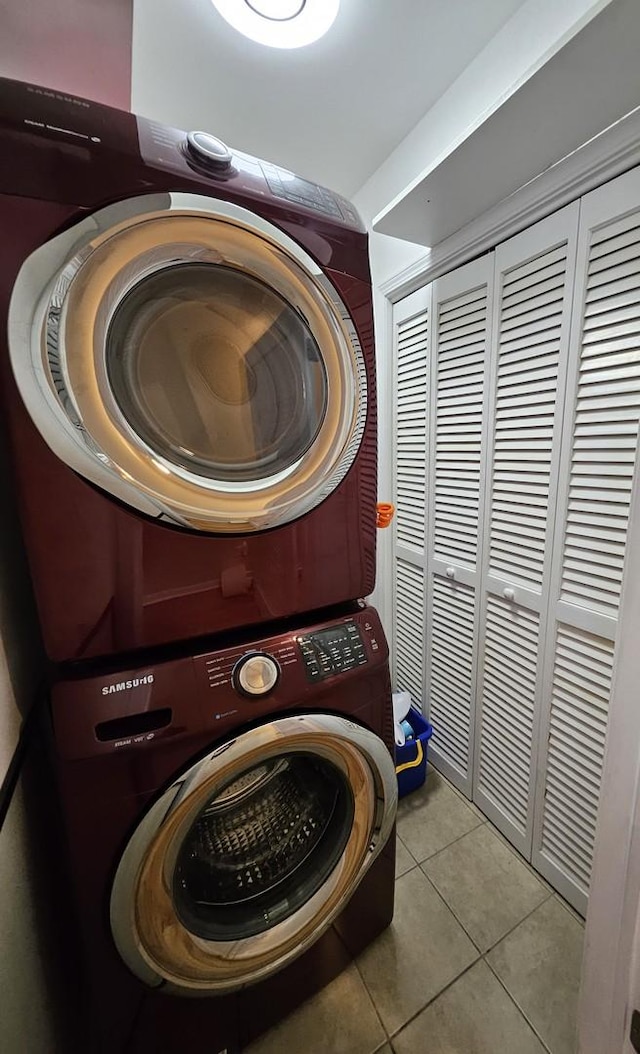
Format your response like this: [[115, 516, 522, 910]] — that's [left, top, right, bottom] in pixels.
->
[[211, 0, 340, 49]]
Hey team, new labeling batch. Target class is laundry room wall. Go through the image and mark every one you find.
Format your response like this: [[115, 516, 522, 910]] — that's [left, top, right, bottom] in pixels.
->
[[0, 4, 134, 1050], [0, 0, 133, 109]]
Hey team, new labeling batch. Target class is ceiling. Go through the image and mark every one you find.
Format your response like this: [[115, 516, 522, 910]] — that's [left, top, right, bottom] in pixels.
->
[[132, 0, 526, 198], [375, 0, 640, 245]]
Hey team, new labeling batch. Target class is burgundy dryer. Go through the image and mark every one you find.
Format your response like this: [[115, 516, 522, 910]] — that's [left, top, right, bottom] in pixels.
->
[[0, 77, 378, 664], [51, 605, 397, 1053]]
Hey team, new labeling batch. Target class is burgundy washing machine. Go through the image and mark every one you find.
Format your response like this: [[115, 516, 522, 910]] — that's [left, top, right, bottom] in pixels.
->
[[50, 605, 396, 1053], [0, 76, 378, 664]]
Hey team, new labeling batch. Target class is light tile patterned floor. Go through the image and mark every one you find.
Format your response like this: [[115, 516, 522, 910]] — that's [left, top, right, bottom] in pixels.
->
[[245, 769, 585, 1054]]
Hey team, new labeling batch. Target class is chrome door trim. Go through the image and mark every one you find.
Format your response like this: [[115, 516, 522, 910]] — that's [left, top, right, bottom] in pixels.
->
[[8, 193, 367, 532], [109, 713, 397, 994]]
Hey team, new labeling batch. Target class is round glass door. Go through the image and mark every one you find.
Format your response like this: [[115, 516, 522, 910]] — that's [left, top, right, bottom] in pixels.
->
[[9, 194, 367, 533], [173, 753, 354, 942], [109, 714, 397, 994], [107, 264, 328, 485]]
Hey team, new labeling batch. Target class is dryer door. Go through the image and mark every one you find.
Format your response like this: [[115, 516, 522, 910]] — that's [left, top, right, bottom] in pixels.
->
[[9, 194, 367, 532], [109, 714, 396, 994]]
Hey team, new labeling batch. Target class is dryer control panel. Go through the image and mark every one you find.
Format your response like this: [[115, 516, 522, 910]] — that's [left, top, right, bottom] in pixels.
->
[[297, 620, 367, 682]]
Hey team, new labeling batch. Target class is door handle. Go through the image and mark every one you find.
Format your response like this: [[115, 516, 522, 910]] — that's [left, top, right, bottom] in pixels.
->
[[445, 567, 456, 580], [503, 588, 516, 602]]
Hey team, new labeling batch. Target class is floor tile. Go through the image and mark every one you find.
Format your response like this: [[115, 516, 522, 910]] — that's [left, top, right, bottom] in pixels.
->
[[356, 866, 478, 1035], [395, 835, 416, 879], [487, 896, 584, 1054], [487, 824, 555, 895], [422, 824, 550, 951], [443, 779, 487, 823], [243, 963, 386, 1054], [392, 960, 546, 1054], [397, 770, 483, 863]]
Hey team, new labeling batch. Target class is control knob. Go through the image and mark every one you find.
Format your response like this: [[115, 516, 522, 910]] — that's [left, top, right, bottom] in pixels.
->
[[232, 652, 280, 698], [185, 131, 233, 171]]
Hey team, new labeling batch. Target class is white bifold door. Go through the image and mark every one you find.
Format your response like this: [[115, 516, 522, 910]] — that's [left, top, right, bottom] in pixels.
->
[[391, 165, 640, 914], [474, 205, 580, 858], [392, 286, 430, 712], [426, 256, 494, 798], [532, 168, 640, 914]]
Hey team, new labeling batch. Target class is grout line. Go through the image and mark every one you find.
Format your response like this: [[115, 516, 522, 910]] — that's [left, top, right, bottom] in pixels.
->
[[371, 855, 556, 1050], [418, 867, 485, 954], [394, 861, 418, 882], [396, 832, 418, 870], [406, 817, 485, 868], [481, 891, 554, 956], [435, 771, 557, 898], [419, 860, 554, 959], [353, 958, 394, 1047], [386, 958, 482, 1040], [483, 955, 554, 1054]]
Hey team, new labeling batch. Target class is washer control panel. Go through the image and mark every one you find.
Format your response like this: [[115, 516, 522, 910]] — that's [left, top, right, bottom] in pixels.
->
[[297, 620, 367, 683], [232, 652, 280, 697]]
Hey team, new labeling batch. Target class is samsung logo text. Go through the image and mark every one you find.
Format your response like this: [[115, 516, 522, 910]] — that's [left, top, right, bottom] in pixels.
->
[[101, 674, 155, 696]]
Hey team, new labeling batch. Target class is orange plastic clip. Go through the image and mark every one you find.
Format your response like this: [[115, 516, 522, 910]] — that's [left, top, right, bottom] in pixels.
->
[[376, 502, 395, 528]]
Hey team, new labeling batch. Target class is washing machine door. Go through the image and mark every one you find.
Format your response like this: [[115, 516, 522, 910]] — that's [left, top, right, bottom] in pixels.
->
[[8, 193, 367, 532], [109, 714, 396, 994]]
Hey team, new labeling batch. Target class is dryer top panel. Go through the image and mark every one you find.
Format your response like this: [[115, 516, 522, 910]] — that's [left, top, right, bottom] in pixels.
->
[[0, 76, 365, 235]]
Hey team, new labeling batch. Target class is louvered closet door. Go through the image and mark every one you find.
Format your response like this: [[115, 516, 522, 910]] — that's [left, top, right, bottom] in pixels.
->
[[426, 256, 493, 795], [392, 287, 430, 708], [532, 167, 640, 915], [473, 205, 580, 857]]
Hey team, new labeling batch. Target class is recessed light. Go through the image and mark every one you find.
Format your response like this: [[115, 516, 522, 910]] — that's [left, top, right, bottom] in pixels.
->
[[211, 0, 340, 49]]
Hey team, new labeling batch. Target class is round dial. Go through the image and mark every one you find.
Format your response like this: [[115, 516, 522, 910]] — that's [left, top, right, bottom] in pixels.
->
[[233, 653, 280, 697], [185, 131, 233, 171]]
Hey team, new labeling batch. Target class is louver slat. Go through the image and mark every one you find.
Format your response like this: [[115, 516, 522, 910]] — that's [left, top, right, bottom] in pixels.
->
[[394, 559, 425, 708], [559, 222, 640, 618], [488, 245, 569, 590], [477, 596, 540, 833], [434, 287, 487, 568], [395, 309, 429, 552], [429, 578, 476, 774], [540, 625, 613, 896]]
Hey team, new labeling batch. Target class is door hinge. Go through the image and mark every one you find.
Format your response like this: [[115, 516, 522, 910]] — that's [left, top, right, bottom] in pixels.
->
[[630, 1008, 640, 1052]]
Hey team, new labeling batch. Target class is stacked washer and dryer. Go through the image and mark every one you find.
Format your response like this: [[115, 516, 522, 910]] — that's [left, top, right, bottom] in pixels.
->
[[0, 77, 397, 1053]]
